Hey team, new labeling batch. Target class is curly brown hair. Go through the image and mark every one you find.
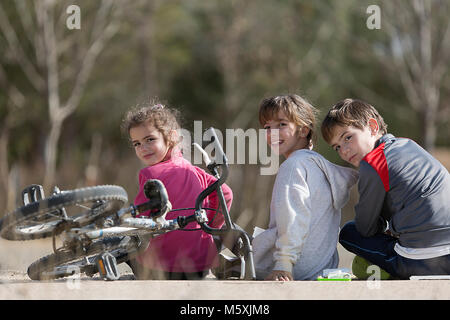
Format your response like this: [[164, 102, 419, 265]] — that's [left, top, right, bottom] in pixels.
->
[[121, 99, 181, 148]]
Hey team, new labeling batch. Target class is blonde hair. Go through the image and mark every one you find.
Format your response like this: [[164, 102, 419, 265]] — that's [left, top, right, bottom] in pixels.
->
[[258, 94, 319, 148], [321, 98, 388, 144], [121, 99, 181, 148]]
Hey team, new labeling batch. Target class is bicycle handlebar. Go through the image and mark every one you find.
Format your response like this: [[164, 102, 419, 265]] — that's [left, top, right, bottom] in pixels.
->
[[193, 143, 212, 167], [102, 127, 254, 279], [194, 128, 229, 212], [118, 127, 232, 234]]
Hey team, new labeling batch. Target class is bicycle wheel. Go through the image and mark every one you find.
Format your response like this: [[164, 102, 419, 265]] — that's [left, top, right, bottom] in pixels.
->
[[27, 236, 141, 280], [0, 185, 128, 241]]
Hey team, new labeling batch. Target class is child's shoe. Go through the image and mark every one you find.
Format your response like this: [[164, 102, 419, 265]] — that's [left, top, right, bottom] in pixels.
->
[[351, 255, 395, 280]]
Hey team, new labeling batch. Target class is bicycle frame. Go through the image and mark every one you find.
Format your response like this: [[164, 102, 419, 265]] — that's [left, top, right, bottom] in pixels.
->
[[191, 130, 255, 280], [48, 127, 255, 280]]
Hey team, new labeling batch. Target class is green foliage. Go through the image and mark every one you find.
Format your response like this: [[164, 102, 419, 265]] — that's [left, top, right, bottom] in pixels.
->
[[1, 0, 449, 222]]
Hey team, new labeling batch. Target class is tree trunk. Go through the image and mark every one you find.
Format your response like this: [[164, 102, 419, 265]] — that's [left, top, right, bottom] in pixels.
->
[[0, 125, 10, 214], [420, 107, 437, 152], [6, 164, 20, 212], [43, 119, 62, 192], [85, 133, 103, 186]]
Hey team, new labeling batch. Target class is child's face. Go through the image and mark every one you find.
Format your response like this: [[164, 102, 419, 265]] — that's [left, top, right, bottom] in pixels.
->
[[329, 121, 380, 167], [263, 110, 308, 158], [129, 123, 169, 166]]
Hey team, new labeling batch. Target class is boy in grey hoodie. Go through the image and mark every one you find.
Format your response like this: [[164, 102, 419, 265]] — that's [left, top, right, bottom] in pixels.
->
[[253, 95, 358, 281], [321, 98, 450, 279]]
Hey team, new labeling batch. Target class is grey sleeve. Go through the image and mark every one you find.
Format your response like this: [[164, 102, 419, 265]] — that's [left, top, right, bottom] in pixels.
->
[[354, 161, 387, 237]]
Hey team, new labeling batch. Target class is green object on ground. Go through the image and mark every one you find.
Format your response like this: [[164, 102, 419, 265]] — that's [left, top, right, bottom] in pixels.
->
[[351, 256, 394, 280], [317, 276, 351, 281]]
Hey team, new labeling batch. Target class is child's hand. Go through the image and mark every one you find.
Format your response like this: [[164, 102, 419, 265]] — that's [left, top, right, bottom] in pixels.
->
[[265, 270, 293, 281]]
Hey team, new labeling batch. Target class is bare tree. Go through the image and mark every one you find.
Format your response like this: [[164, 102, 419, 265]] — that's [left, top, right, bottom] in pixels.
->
[[382, 0, 450, 151], [199, 1, 342, 230], [0, 64, 25, 212], [0, 0, 124, 193], [84, 132, 102, 187]]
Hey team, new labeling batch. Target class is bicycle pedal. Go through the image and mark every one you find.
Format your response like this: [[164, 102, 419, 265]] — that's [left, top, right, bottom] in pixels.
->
[[96, 252, 120, 281], [22, 184, 45, 205]]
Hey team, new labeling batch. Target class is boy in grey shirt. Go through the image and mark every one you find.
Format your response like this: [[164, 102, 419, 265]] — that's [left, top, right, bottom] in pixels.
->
[[321, 98, 450, 279]]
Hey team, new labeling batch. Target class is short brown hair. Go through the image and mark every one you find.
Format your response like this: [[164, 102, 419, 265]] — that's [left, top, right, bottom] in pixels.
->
[[321, 98, 388, 144], [121, 99, 181, 148], [258, 94, 319, 148]]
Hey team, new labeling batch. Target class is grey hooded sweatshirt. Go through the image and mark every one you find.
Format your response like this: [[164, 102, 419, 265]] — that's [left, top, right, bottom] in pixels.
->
[[252, 149, 358, 280]]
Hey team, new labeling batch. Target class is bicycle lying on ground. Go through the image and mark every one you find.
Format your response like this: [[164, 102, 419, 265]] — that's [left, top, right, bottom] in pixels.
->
[[0, 127, 255, 281]]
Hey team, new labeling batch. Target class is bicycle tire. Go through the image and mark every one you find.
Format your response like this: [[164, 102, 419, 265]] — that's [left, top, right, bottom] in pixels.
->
[[0, 185, 128, 241], [27, 236, 140, 280]]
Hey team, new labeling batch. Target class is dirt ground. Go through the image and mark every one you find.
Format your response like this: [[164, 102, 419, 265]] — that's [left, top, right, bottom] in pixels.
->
[[0, 237, 137, 282], [0, 237, 355, 282]]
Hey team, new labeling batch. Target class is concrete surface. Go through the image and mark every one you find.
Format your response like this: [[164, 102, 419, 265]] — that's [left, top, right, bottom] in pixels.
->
[[1, 238, 449, 301], [1, 277, 450, 300]]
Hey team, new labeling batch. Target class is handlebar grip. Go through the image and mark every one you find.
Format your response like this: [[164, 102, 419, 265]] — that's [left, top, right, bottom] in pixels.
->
[[144, 179, 168, 202], [177, 214, 197, 229], [204, 127, 227, 165], [135, 198, 160, 213], [140, 179, 172, 219], [192, 143, 212, 166]]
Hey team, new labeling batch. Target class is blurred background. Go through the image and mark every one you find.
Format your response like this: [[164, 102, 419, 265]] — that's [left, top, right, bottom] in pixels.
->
[[1, 0, 449, 234]]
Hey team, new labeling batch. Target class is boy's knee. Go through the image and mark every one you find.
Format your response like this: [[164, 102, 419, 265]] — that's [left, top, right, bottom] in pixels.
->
[[339, 221, 357, 243]]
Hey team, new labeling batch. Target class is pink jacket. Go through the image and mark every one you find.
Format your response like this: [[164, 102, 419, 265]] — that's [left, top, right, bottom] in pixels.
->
[[133, 153, 233, 272]]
